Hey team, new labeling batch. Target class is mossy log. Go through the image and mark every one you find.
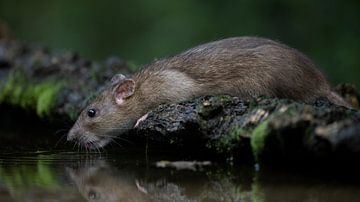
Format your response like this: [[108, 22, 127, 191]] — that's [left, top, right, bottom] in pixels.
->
[[135, 96, 360, 163]]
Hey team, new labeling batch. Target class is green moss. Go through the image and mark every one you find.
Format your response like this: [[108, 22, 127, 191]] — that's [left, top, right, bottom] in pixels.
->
[[229, 127, 248, 142], [250, 120, 269, 161], [0, 70, 64, 117], [0, 71, 23, 103], [34, 82, 64, 117], [209, 126, 248, 153]]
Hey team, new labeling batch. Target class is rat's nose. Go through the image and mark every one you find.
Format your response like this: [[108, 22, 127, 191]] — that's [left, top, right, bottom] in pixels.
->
[[67, 132, 75, 141], [67, 127, 79, 141]]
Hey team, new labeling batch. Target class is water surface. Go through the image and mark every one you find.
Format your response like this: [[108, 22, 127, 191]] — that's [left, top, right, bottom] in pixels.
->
[[1, 150, 360, 202]]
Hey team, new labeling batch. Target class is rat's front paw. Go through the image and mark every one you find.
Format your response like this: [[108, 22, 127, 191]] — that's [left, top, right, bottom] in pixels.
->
[[134, 113, 149, 128]]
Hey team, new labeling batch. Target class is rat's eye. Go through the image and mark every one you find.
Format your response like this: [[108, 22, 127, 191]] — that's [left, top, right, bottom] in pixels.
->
[[87, 109, 97, 118], [88, 190, 100, 200]]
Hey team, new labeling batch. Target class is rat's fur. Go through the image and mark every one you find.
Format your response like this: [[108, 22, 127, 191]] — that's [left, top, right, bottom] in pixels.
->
[[67, 37, 349, 149]]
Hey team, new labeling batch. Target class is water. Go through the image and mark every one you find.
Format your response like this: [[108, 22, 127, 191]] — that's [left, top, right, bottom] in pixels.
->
[[0, 116, 359, 202], [1, 151, 360, 202]]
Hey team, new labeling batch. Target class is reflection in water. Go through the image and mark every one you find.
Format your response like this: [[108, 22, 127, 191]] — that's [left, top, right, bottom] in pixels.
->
[[66, 159, 253, 202], [0, 152, 360, 202], [0, 152, 87, 202], [67, 160, 148, 202]]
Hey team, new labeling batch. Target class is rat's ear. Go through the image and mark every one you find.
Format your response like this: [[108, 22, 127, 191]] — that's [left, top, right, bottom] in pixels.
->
[[114, 79, 135, 105], [110, 74, 126, 85]]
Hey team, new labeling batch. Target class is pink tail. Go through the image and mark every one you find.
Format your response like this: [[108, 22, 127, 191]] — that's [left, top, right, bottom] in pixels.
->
[[327, 91, 351, 108]]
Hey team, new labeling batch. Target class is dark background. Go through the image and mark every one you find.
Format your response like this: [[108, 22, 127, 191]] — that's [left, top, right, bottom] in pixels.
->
[[0, 0, 359, 86]]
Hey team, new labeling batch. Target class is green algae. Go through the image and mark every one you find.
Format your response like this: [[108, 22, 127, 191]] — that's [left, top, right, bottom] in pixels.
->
[[0, 70, 64, 117], [250, 120, 269, 161]]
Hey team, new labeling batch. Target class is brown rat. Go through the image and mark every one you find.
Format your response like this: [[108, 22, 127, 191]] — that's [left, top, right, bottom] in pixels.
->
[[67, 36, 349, 149]]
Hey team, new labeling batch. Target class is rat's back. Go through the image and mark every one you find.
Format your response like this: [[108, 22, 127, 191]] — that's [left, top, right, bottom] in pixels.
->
[[136, 37, 348, 107]]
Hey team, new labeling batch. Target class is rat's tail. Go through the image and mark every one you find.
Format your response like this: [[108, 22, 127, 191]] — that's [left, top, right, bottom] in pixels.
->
[[327, 91, 351, 108]]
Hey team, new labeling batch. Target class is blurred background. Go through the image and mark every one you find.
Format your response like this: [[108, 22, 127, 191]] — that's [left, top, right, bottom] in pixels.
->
[[0, 0, 359, 86]]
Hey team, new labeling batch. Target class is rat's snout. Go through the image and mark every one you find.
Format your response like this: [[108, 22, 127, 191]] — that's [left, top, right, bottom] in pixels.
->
[[67, 126, 81, 141]]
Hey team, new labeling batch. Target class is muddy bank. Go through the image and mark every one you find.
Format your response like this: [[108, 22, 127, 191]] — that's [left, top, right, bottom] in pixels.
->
[[1, 38, 360, 164]]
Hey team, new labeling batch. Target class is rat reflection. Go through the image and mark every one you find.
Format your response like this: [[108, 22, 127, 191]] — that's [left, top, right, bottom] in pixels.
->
[[66, 161, 148, 202], [66, 160, 246, 202]]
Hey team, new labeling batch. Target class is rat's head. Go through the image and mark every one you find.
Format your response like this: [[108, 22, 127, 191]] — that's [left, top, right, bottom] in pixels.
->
[[67, 74, 138, 149]]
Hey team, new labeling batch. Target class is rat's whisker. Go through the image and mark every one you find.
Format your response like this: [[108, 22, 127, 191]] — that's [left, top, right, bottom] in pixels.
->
[[113, 136, 134, 145], [65, 119, 75, 126], [112, 138, 122, 146], [109, 139, 123, 148], [93, 134, 114, 138], [88, 141, 94, 152], [54, 134, 66, 148], [93, 134, 133, 145], [101, 146, 107, 155], [79, 142, 83, 153], [85, 144, 88, 154], [96, 146, 102, 156], [97, 127, 133, 130], [94, 145, 99, 155], [75, 121, 82, 129], [54, 128, 69, 136]]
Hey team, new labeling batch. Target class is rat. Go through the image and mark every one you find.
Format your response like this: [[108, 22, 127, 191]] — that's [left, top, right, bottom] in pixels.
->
[[67, 36, 349, 149]]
